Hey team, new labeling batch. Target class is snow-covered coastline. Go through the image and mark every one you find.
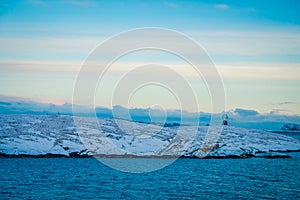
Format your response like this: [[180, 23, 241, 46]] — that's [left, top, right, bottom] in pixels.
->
[[0, 114, 300, 158]]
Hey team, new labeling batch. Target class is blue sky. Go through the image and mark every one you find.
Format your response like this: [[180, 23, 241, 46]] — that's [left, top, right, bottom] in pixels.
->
[[0, 0, 300, 114]]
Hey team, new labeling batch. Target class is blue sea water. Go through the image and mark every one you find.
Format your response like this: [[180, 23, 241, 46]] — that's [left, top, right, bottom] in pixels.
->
[[1, 154, 300, 199]]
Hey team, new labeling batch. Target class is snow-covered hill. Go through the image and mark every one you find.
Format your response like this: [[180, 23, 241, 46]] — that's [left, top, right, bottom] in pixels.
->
[[0, 114, 299, 158]]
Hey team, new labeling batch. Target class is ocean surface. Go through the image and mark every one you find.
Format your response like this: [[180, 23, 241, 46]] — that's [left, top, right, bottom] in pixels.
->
[[1, 153, 300, 200]]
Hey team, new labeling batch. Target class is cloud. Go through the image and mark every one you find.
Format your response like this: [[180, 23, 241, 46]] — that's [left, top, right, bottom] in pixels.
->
[[191, 30, 300, 56], [233, 108, 259, 116], [216, 64, 300, 81], [2, 59, 300, 83], [273, 101, 296, 106], [269, 109, 294, 116], [215, 4, 229, 9], [0, 94, 66, 105], [3, 29, 300, 63], [165, 2, 180, 8], [62, 0, 95, 7], [27, 0, 48, 6], [28, 0, 95, 7]]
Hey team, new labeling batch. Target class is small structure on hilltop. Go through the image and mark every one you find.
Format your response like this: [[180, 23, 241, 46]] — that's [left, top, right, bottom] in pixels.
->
[[222, 113, 228, 125]]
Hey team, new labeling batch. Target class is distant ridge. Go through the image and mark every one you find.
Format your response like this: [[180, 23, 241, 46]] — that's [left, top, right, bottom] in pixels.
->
[[0, 95, 299, 130]]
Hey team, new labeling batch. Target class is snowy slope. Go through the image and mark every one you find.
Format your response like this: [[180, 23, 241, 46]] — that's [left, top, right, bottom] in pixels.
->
[[0, 114, 300, 158]]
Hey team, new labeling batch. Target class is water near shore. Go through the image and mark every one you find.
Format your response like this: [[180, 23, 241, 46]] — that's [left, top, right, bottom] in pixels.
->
[[1, 153, 300, 199]]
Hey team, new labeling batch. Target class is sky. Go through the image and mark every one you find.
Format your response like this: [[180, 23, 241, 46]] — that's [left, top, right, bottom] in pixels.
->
[[0, 0, 300, 114]]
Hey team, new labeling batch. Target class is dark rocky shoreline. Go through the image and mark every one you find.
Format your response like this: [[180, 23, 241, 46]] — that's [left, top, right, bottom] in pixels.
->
[[0, 152, 293, 159]]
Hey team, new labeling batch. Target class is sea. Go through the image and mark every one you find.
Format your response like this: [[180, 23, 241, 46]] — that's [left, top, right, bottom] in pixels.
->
[[1, 133, 300, 199], [1, 154, 300, 199]]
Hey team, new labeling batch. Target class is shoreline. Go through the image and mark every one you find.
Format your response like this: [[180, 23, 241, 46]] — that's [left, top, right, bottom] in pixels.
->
[[0, 152, 296, 159]]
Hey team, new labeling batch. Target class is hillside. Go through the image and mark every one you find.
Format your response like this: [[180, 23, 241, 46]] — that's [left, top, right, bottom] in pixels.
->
[[0, 114, 300, 158]]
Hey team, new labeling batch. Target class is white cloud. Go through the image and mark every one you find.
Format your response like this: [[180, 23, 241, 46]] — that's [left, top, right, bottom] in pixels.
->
[[190, 30, 300, 56], [270, 109, 295, 116], [0, 60, 81, 73], [1, 59, 300, 83], [272, 101, 296, 106], [0, 36, 101, 55], [233, 108, 259, 116], [27, 0, 48, 6], [215, 4, 229, 9], [28, 0, 95, 7], [165, 2, 180, 8], [216, 64, 300, 81], [1, 29, 300, 63], [62, 0, 95, 7]]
